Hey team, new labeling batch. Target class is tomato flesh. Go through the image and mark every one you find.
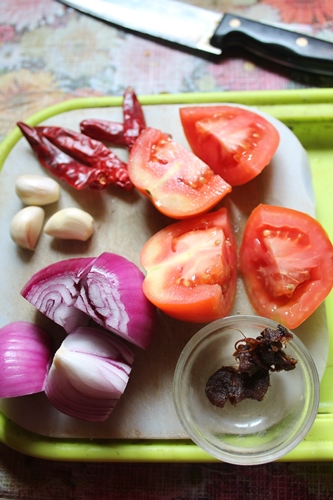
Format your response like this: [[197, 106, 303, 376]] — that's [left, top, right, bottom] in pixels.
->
[[127, 127, 231, 219], [240, 204, 333, 329], [140, 208, 238, 323], [180, 106, 280, 186]]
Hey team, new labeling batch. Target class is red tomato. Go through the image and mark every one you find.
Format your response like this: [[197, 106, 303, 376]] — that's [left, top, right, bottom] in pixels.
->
[[140, 207, 238, 323], [179, 105, 280, 186], [127, 127, 231, 219], [239, 204, 333, 329]]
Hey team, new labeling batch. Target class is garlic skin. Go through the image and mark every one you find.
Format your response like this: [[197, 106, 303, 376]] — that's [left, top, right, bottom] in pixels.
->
[[44, 207, 94, 241], [15, 175, 60, 206], [10, 206, 45, 250]]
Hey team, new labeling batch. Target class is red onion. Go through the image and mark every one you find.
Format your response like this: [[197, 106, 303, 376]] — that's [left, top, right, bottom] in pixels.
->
[[21, 252, 156, 348], [61, 326, 134, 365], [20, 257, 95, 333], [74, 252, 156, 349], [0, 321, 53, 398], [44, 326, 134, 421]]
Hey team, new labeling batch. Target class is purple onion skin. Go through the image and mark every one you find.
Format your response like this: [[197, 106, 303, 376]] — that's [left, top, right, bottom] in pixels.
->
[[74, 253, 157, 349], [20, 257, 95, 333], [0, 321, 54, 398], [20, 253, 157, 348]]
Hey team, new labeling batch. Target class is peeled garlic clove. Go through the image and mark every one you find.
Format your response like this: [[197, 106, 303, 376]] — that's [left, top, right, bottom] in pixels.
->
[[15, 175, 60, 206], [10, 206, 45, 250], [44, 208, 94, 241]]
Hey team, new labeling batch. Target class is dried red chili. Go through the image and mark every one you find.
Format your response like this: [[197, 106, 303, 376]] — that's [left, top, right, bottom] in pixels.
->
[[122, 86, 146, 148], [205, 324, 297, 408], [80, 119, 125, 145], [18, 122, 134, 191], [79, 87, 146, 149]]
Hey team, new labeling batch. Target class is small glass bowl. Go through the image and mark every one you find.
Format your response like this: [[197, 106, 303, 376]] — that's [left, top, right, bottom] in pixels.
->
[[173, 315, 320, 466]]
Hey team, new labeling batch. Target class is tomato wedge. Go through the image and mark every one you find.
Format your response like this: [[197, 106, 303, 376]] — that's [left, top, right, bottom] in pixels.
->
[[239, 204, 333, 329], [140, 207, 238, 323], [127, 127, 231, 219], [179, 105, 280, 186]]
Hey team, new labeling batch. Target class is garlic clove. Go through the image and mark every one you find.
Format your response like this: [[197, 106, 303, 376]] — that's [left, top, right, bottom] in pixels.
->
[[44, 208, 94, 241], [10, 206, 45, 250], [15, 174, 61, 206]]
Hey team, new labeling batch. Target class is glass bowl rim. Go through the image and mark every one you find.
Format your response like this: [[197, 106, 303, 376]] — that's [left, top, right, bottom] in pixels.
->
[[172, 314, 320, 465]]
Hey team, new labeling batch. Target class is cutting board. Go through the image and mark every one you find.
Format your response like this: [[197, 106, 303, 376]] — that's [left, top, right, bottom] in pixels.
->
[[0, 102, 328, 440]]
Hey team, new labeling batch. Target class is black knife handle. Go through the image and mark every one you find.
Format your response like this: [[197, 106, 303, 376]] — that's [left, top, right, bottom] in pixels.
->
[[210, 14, 333, 75]]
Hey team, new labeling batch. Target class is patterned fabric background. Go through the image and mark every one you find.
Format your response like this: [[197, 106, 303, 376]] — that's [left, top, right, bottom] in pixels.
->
[[1, 1, 333, 498], [1, 0, 333, 143]]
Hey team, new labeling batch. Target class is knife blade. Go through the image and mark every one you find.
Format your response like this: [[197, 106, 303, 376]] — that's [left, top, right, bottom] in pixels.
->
[[58, 0, 333, 75]]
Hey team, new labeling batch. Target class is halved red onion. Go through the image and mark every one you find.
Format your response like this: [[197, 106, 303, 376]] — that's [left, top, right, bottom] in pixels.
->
[[0, 321, 54, 398], [44, 326, 134, 421], [20, 257, 94, 333], [74, 252, 156, 349], [62, 326, 134, 365]]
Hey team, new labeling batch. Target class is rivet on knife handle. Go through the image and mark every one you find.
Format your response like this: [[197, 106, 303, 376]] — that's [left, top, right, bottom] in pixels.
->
[[210, 14, 333, 76]]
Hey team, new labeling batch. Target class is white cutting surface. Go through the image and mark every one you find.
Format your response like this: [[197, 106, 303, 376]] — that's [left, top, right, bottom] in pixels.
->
[[0, 103, 328, 439]]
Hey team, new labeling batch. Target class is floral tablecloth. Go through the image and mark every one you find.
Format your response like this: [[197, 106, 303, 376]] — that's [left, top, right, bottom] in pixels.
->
[[1, 0, 333, 144], [1, 0, 333, 498]]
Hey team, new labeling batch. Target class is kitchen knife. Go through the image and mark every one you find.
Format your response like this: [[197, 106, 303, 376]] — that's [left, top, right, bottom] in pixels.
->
[[58, 0, 333, 75]]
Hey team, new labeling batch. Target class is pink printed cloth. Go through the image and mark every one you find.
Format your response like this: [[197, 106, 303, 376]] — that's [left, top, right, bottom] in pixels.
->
[[1, 0, 333, 142], [1, 1, 333, 498]]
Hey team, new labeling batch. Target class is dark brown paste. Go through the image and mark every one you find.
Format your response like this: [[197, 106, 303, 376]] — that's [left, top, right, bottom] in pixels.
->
[[205, 324, 297, 408]]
